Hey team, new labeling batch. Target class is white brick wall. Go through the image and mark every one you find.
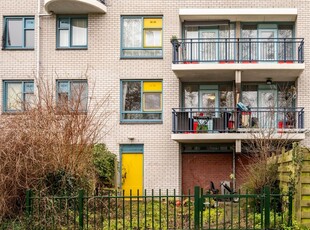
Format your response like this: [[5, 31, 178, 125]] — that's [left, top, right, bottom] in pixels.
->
[[1, 0, 309, 191]]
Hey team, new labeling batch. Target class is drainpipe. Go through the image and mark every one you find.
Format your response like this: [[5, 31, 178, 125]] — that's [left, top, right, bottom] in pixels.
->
[[36, 0, 53, 103], [36, 0, 40, 83]]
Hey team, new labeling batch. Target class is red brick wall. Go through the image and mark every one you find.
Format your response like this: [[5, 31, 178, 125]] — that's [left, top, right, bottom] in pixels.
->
[[235, 154, 250, 187], [182, 153, 233, 194], [182, 153, 252, 194]]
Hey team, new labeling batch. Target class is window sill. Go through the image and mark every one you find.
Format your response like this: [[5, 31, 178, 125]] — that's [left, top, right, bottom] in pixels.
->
[[120, 121, 163, 124], [2, 48, 34, 51], [56, 48, 88, 50], [2, 111, 25, 115], [120, 56, 163, 59]]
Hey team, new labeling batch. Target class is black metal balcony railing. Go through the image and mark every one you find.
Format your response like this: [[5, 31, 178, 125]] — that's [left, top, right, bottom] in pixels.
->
[[171, 38, 304, 64], [172, 107, 304, 134]]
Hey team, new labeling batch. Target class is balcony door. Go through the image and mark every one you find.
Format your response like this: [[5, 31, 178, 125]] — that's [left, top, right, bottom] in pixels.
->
[[199, 90, 219, 116], [199, 90, 219, 131], [259, 29, 277, 62], [258, 89, 277, 128], [199, 29, 219, 62]]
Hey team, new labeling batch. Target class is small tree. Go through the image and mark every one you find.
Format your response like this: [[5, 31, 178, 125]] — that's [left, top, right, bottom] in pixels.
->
[[239, 83, 299, 193]]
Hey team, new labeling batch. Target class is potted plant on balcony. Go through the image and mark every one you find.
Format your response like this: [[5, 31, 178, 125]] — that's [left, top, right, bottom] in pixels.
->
[[170, 35, 178, 43], [170, 35, 180, 49]]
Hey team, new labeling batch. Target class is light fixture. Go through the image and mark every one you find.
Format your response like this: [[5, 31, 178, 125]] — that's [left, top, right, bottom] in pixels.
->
[[266, 78, 272, 85], [128, 137, 134, 141]]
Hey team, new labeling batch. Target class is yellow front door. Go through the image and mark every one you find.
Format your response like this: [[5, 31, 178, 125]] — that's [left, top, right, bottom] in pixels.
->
[[122, 153, 143, 196]]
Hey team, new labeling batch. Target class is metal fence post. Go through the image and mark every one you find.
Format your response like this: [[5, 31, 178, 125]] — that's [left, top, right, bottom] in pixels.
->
[[194, 186, 200, 229], [25, 190, 32, 228], [264, 186, 271, 230], [288, 189, 293, 227], [25, 190, 32, 217], [78, 190, 84, 230]]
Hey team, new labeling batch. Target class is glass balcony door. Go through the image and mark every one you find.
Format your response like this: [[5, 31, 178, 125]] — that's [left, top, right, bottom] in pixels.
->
[[258, 89, 277, 128], [199, 29, 219, 63], [258, 29, 277, 62], [199, 90, 219, 131]]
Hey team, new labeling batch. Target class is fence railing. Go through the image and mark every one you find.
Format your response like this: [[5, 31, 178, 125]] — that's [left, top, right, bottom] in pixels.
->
[[20, 186, 292, 229], [172, 107, 305, 134], [171, 38, 304, 64]]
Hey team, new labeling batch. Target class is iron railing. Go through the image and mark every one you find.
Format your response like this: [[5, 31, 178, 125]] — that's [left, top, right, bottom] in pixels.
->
[[172, 107, 305, 134], [171, 38, 304, 64], [8, 186, 293, 229]]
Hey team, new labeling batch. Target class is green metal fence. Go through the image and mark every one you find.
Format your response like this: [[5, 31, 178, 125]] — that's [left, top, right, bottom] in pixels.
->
[[194, 186, 293, 230], [18, 186, 292, 229]]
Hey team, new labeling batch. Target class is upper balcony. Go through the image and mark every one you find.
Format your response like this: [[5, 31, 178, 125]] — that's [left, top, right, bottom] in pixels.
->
[[44, 0, 107, 14], [171, 38, 305, 82], [171, 107, 305, 143]]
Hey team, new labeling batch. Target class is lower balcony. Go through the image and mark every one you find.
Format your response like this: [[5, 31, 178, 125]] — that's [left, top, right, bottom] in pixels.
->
[[171, 107, 305, 143], [44, 0, 107, 14]]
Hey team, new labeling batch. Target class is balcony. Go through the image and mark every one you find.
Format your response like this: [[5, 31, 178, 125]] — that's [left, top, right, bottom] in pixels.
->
[[171, 107, 305, 143], [171, 38, 305, 82], [44, 0, 107, 14]]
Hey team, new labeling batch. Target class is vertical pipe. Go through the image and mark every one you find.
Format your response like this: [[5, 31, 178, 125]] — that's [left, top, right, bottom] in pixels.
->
[[36, 0, 40, 83]]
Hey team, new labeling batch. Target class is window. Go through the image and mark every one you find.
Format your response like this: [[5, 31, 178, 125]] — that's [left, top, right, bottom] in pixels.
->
[[57, 80, 88, 112], [183, 84, 234, 108], [241, 23, 294, 61], [3, 81, 35, 112], [121, 80, 162, 121], [183, 24, 235, 62], [3, 17, 34, 49], [121, 16, 163, 58], [57, 16, 87, 48]]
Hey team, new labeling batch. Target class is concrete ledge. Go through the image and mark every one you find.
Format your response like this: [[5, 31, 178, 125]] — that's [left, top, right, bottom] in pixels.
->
[[179, 8, 297, 22]]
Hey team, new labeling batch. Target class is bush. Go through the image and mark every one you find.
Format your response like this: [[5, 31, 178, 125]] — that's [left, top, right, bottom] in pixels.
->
[[44, 169, 79, 196], [93, 144, 117, 189], [0, 75, 111, 220]]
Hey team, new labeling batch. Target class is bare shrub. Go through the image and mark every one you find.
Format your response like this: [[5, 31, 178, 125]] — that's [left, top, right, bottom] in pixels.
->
[[239, 108, 296, 193], [0, 74, 112, 220]]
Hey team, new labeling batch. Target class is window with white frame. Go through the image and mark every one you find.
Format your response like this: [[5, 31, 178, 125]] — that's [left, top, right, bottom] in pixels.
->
[[121, 16, 163, 58], [3, 81, 35, 112], [57, 80, 88, 111], [3, 17, 34, 49], [121, 80, 162, 121], [57, 16, 88, 48]]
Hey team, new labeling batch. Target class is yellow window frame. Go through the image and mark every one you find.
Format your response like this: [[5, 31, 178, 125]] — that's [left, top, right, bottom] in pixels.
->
[[143, 29, 162, 48], [143, 18, 162, 48], [142, 81, 162, 112]]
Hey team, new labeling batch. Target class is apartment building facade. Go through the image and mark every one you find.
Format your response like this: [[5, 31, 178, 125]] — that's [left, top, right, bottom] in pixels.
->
[[1, 0, 309, 194]]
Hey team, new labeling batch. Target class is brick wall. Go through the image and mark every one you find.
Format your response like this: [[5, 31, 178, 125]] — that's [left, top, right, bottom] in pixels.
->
[[182, 153, 233, 193]]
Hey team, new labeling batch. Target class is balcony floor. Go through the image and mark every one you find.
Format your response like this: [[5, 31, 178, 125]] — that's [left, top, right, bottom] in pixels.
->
[[172, 131, 305, 143], [172, 63, 305, 82]]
